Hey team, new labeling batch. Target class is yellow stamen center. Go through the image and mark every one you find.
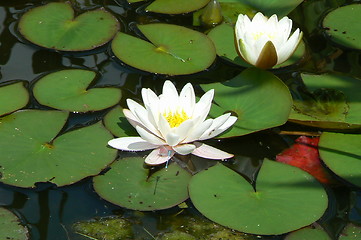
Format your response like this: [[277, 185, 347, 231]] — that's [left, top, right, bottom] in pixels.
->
[[252, 32, 276, 41], [163, 109, 189, 128]]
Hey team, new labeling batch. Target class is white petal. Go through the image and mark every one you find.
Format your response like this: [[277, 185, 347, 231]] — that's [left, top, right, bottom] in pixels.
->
[[108, 137, 158, 151], [174, 119, 194, 143], [192, 142, 234, 159], [199, 113, 231, 140], [123, 109, 143, 129], [192, 89, 214, 124], [183, 118, 213, 143], [173, 144, 196, 155], [135, 125, 165, 145], [200, 115, 237, 140], [252, 12, 268, 25], [133, 106, 162, 138], [158, 113, 171, 139], [165, 132, 181, 146], [161, 80, 179, 109], [145, 147, 174, 165], [277, 29, 302, 64], [141, 88, 160, 126], [179, 83, 195, 116]]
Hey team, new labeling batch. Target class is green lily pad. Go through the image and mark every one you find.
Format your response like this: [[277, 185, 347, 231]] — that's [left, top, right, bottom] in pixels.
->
[[18, 2, 119, 51], [189, 160, 328, 235], [285, 226, 331, 240], [201, 68, 292, 138], [219, 0, 303, 17], [319, 132, 361, 188], [103, 106, 138, 137], [33, 69, 121, 112], [93, 157, 192, 211], [207, 23, 305, 69], [323, 4, 361, 50], [0, 82, 29, 116], [0, 110, 116, 188], [146, 0, 210, 14], [289, 73, 361, 129], [0, 208, 29, 240], [111, 23, 216, 75], [339, 223, 361, 240]]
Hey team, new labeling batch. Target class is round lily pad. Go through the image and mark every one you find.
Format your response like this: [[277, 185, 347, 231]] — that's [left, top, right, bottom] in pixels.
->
[[146, 0, 210, 14], [18, 2, 120, 51], [0, 208, 29, 240], [207, 23, 305, 69], [33, 69, 122, 112], [0, 110, 117, 188], [201, 67, 292, 138], [189, 160, 328, 235], [93, 157, 192, 211], [0, 81, 29, 116], [319, 132, 361, 187], [323, 4, 361, 50], [285, 226, 331, 240], [224, 0, 303, 17], [111, 23, 216, 75], [289, 73, 361, 129], [103, 106, 138, 137]]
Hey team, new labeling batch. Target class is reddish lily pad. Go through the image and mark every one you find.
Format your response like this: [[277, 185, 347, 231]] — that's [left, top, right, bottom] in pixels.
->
[[18, 2, 120, 51], [276, 136, 335, 184]]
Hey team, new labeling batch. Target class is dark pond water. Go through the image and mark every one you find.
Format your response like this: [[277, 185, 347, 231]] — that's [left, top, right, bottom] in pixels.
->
[[1, 0, 361, 239]]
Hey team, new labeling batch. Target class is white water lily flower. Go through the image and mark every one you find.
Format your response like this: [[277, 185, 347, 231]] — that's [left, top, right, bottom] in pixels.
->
[[235, 12, 303, 69], [108, 80, 237, 165]]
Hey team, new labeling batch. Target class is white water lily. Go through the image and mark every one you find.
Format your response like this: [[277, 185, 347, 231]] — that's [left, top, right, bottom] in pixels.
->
[[235, 12, 303, 69], [108, 80, 237, 165]]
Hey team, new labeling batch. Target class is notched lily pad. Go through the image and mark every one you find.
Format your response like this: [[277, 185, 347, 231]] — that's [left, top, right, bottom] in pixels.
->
[[227, 0, 303, 17], [93, 157, 192, 211], [207, 23, 305, 69], [111, 23, 216, 75], [33, 69, 122, 112], [323, 4, 361, 50], [146, 0, 210, 14], [201, 68, 292, 138], [18, 2, 120, 51], [289, 73, 361, 129], [103, 105, 138, 137], [0, 110, 117, 188], [0, 208, 29, 240], [319, 132, 361, 188], [189, 160, 328, 235], [0, 81, 29, 116], [285, 226, 331, 240]]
